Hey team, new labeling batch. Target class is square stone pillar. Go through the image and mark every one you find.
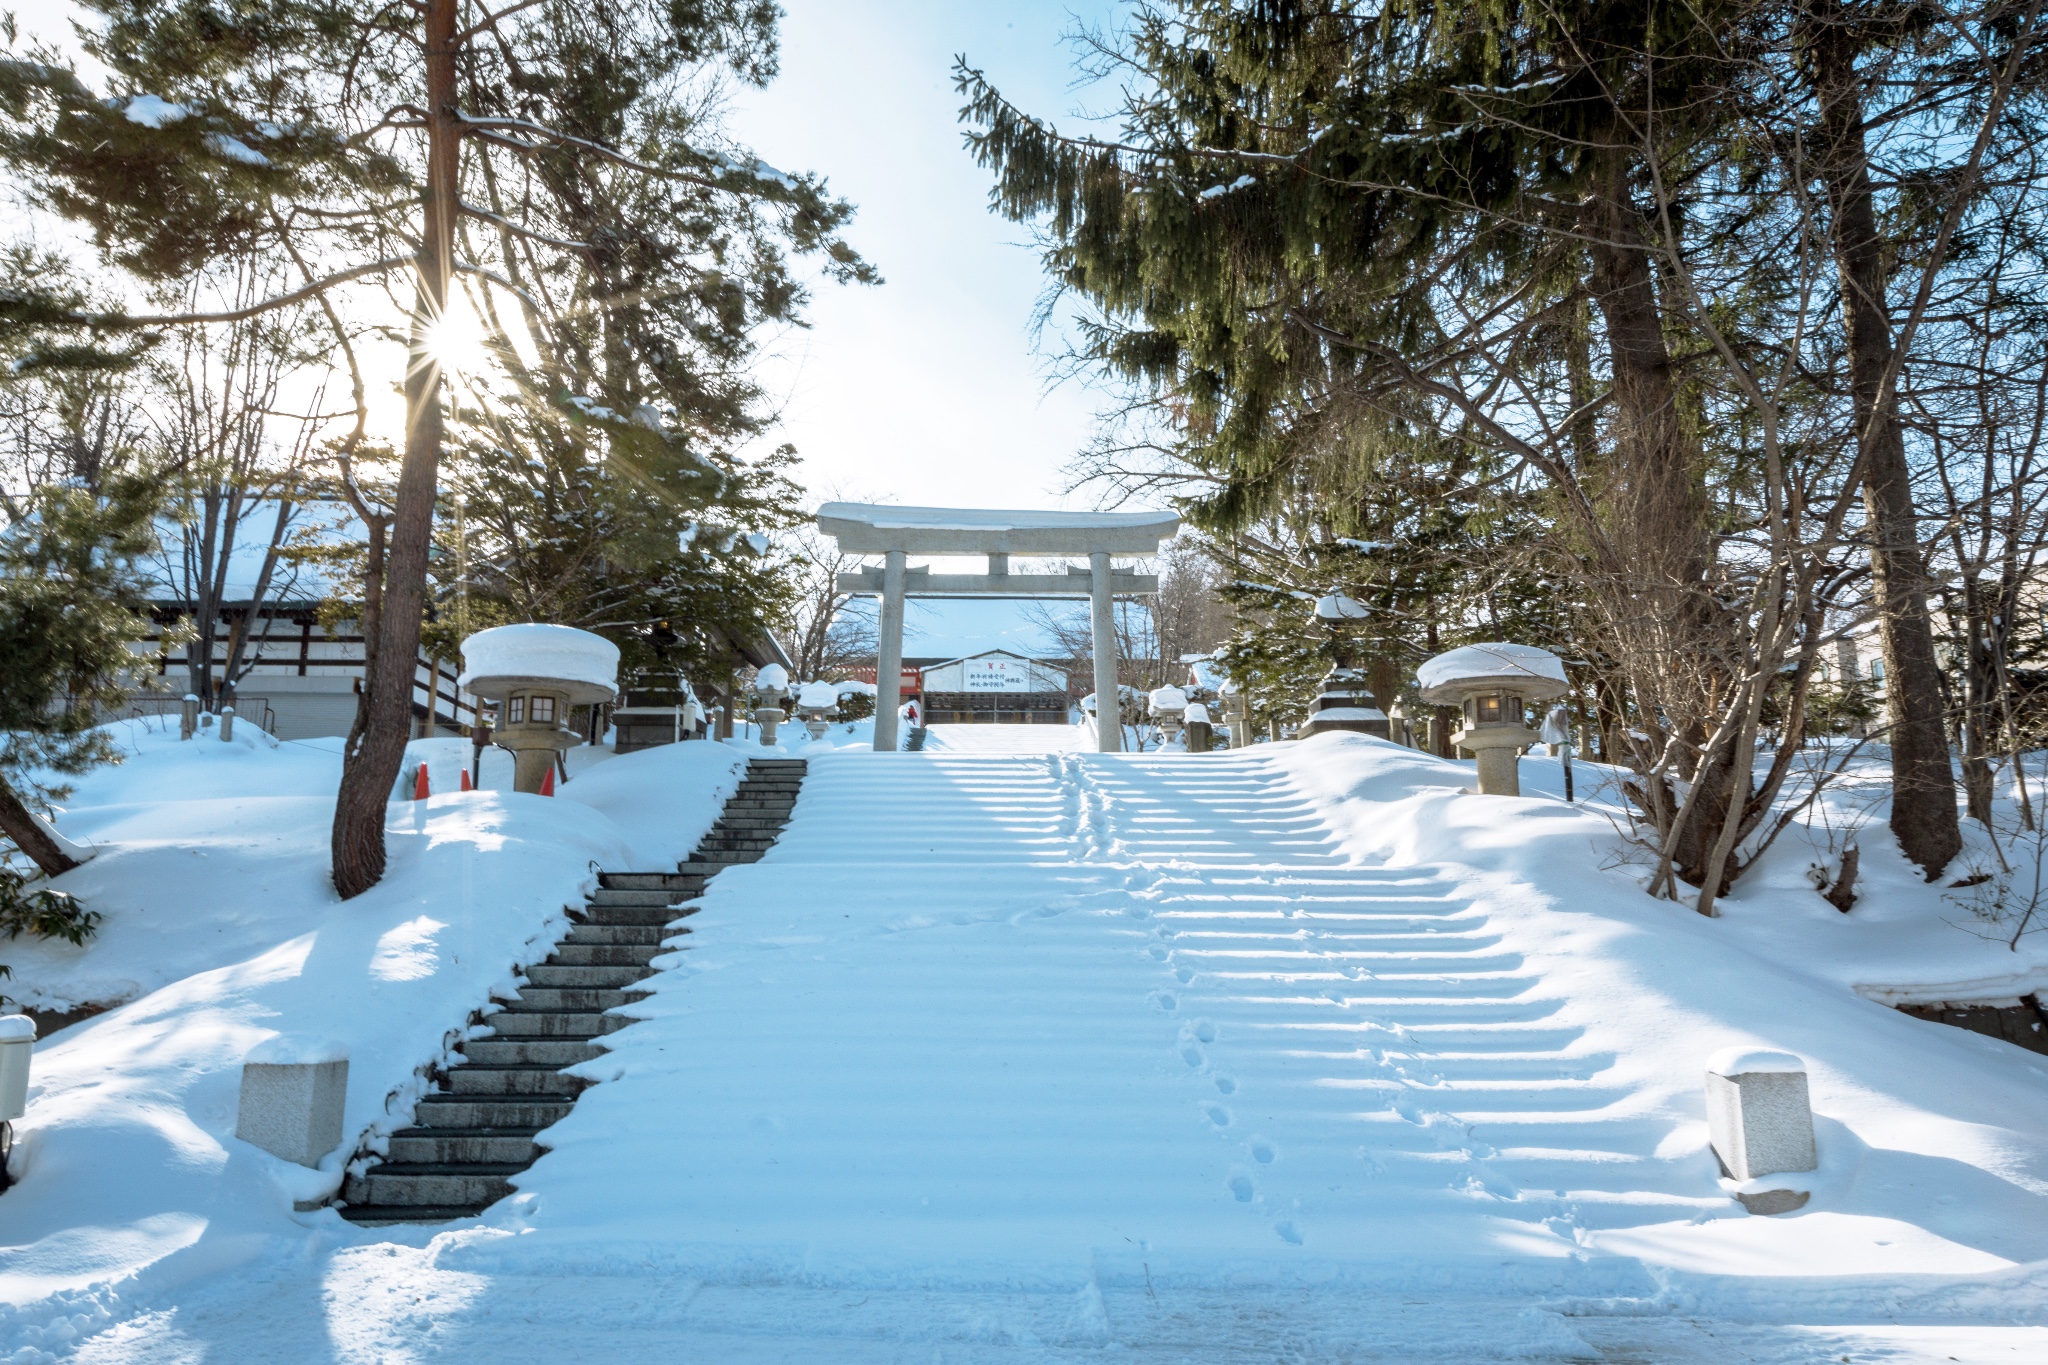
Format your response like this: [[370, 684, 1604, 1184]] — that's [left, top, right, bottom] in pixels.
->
[[1090, 550, 1121, 753], [1706, 1047, 1817, 1214], [873, 550, 907, 752], [237, 1041, 349, 1168]]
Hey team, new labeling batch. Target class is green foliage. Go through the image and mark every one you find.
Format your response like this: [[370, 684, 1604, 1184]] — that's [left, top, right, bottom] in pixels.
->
[[0, 477, 159, 798], [0, 868, 101, 946]]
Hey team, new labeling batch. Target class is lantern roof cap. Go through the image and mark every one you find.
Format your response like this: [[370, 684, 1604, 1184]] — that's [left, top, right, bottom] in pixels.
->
[[1416, 642, 1569, 705]]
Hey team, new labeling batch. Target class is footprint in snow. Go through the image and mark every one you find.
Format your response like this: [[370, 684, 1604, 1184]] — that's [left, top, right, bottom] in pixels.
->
[[1192, 1020, 1217, 1043], [1250, 1139, 1275, 1164], [1175, 966, 1195, 984], [1228, 1175, 1255, 1203], [1274, 1221, 1303, 1246], [1151, 992, 1178, 1012], [1181, 1045, 1204, 1068], [1205, 1105, 1231, 1128], [1213, 1076, 1236, 1095]]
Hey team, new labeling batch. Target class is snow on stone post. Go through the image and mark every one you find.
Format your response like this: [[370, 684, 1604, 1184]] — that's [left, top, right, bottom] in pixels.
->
[[1416, 644, 1569, 797], [1185, 701, 1213, 752], [219, 706, 235, 742], [180, 694, 199, 740], [236, 1036, 349, 1168], [0, 1015, 35, 1122], [457, 625, 620, 793], [1705, 1047, 1818, 1215], [1148, 685, 1187, 749]]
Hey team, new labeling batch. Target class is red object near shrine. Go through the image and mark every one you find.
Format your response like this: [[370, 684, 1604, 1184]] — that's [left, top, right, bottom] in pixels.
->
[[413, 764, 431, 800], [539, 767, 555, 797]]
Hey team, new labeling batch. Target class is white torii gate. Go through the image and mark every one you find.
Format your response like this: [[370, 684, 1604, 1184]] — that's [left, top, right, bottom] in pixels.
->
[[816, 503, 1182, 752]]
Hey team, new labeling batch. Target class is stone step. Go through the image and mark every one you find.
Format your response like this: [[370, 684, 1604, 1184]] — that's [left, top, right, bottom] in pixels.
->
[[459, 1035, 606, 1066], [485, 1008, 632, 1037], [599, 872, 708, 890], [509, 985, 640, 1011], [444, 1064, 589, 1096], [345, 1163, 522, 1208], [587, 887, 695, 907], [387, 1127, 545, 1165], [562, 923, 667, 946], [416, 1095, 576, 1128], [342, 764, 800, 1225], [338, 1203, 489, 1225], [522, 963, 653, 989], [579, 905, 695, 928], [547, 943, 663, 967]]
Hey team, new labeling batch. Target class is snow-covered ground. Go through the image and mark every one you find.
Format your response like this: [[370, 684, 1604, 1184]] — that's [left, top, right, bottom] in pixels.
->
[[0, 719, 744, 1357], [5, 724, 2047, 1361]]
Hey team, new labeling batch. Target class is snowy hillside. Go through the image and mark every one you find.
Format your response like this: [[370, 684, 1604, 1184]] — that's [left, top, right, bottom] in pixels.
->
[[2, 727, 2045, 1361]]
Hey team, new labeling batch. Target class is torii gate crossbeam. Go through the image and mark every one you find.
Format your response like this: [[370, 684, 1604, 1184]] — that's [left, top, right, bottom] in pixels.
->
[[816, 504, 1181, 752]]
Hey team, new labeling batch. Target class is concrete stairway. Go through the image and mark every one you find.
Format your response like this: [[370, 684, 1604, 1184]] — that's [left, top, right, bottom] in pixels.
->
[[338, 756, 806, 1224]]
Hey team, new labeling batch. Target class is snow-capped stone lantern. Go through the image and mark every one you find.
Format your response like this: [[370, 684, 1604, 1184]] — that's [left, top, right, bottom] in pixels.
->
[[1149, 685, 1188, 748], [795, 681, 840, 740], [752, 664, 790, 747], [1299, 590, 1391, 740], [1416, 642, 1569, 797], [1184, 700, 1214, 752], [459, 624, 619, 793]]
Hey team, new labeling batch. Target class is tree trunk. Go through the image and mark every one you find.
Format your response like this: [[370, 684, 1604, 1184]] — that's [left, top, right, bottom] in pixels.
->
[[0, 779, 79, 877], [1810, 10, 1962, 878], [1581, 143, 1722, 874], [330, 0, 459, 899]]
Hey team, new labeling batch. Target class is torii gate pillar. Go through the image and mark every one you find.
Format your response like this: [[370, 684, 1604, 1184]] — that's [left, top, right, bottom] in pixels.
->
[[816, 504, 1181, 752]]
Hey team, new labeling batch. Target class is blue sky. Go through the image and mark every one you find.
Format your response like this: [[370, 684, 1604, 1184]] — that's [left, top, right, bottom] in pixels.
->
[[8, 0, 1134, 516], [725, 0, 1126, 511]]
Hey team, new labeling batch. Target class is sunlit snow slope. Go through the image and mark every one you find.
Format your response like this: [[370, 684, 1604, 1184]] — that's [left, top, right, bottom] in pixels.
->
[[488, 744, 1716, 1288]]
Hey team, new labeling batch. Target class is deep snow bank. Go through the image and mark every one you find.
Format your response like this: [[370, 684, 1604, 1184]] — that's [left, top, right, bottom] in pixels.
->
[[1269, 734, 2048, 1294], [0, 721, 743, 1353]]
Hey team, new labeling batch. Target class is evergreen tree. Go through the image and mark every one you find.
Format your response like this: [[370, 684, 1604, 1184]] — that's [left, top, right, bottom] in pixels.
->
[[1, 0, 869, 896]]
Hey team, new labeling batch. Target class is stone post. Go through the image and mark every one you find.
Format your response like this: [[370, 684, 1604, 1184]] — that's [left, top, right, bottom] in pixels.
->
[[219, 706, 235, 742], [236, 1038, 349, 1168], [180, 693, 199, 740], [1705, 1048, 1818, 1214], [874, 549, 906, 752], [1090, 550, 1121, 753]]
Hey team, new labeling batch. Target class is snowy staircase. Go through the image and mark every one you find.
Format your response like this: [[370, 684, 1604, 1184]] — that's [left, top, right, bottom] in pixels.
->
[[336, 756, 806, 1224]]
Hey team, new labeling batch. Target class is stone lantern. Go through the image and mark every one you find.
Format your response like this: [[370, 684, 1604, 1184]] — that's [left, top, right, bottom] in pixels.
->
[[1219, 680, 1253, 750], [752, 664, 790, 746], [795, 680, 839, 741], [1416, 643, 1569, 797], [458, 624, 619, 793], [1148, 685, 1188, 748], [1299, 590, 1390, 739]]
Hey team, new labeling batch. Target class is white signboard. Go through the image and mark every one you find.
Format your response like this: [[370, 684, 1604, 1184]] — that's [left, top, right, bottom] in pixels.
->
[[964, 659, 1034, 692]]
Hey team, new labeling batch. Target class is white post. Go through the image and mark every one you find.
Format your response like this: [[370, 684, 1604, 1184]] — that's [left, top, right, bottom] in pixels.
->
[[873, 549, 907, 752], [1090, 550, 1121, 753]]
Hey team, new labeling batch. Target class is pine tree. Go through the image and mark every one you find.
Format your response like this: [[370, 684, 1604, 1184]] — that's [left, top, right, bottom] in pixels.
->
[[1, 0, 869, 896]]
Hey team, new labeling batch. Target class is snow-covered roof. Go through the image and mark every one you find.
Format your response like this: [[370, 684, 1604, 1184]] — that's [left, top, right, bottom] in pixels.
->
[[816, 502, 1179, 554], [458, 624, 619, 702], [1149, 686, 1188, 711], [796, 681, 840, 709], [1416, 643, 1569, 702]]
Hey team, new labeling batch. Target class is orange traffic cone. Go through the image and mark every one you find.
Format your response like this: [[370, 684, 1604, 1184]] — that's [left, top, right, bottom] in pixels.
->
[[538, 766, 555, 797], [460, 769, 473, 792], [413, 763, 431, 800]]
